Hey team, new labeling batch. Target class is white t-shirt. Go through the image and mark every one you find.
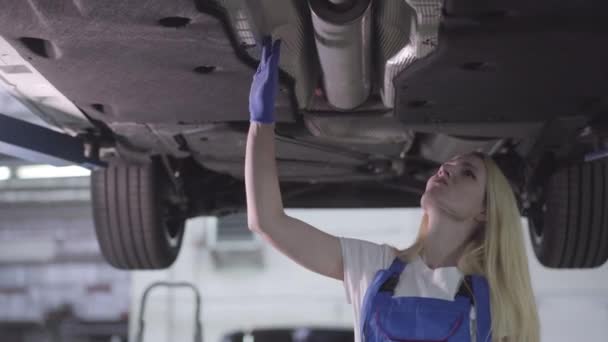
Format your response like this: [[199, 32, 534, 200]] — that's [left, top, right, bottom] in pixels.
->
[[339, 237, 466, 342]]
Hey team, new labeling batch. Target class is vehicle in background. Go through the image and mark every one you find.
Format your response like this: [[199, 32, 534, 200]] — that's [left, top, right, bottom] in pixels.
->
[[222, 328, 353, 342]]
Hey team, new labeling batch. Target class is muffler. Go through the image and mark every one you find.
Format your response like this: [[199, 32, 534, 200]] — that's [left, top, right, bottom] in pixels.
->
[[309, 0, 372, 110]]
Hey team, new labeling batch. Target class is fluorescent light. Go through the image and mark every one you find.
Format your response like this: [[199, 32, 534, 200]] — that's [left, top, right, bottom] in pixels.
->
[[17, 165, 91, 179], [0, 167, 10, 180]]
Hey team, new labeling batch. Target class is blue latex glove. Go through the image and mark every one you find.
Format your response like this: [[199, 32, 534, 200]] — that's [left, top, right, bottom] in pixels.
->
[[249, 36, 281, 124]]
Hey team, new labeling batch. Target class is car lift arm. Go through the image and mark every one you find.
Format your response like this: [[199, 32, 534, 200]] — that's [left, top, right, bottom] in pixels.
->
[[0, 112, 105, 169]]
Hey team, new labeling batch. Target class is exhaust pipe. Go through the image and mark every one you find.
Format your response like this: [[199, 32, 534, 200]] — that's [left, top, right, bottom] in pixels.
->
[[309, 0, 372, 110]]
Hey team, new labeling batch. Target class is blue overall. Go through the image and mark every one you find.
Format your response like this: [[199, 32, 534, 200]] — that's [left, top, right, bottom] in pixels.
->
[[361, 257, 493, 342]]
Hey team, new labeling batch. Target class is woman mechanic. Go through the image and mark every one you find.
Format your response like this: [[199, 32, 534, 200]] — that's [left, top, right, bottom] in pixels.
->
[[245, 37, 540, 342]]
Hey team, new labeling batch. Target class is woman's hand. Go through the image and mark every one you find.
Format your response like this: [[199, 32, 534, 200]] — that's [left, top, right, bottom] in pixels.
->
[[249, 36, 281, 124]]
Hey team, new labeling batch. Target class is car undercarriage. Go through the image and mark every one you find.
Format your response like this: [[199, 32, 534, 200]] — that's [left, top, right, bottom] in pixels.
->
[[0, 0, 607, 269]]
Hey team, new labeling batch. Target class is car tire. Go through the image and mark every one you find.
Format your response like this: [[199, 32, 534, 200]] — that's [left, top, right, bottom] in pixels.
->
[[528, 158, 608, 268], [91, 159, 186, 269]]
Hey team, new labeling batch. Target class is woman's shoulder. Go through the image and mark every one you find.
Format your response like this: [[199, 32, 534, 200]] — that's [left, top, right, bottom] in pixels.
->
[[339, 237, 400, 272]]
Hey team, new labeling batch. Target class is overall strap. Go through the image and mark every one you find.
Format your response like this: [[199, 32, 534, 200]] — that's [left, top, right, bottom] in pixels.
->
[[471, 275, 493, 342], [377, 257, 407, 294], [455, 275, 475, 305], [360, 257, 406, 338]]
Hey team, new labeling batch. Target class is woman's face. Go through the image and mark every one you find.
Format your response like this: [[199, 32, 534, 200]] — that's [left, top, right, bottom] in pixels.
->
[[421, 154, 488, 221]]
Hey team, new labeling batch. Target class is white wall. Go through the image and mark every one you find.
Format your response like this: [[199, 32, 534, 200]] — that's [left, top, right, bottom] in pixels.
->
[[130, 208, 608, 342]]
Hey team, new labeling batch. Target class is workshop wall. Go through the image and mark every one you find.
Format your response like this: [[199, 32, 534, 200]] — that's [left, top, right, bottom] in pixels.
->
[[0, 203, 130, 341]]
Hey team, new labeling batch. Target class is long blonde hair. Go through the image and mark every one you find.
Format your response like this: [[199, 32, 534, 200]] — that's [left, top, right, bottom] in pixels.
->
[[397, 153, 540, 342]]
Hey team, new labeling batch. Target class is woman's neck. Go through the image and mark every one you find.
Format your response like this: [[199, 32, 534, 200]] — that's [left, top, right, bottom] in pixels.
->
[[421, 211, 474, 269]]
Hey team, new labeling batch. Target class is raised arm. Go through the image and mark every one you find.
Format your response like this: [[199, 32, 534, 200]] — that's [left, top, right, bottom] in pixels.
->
[[244, 37, 343, 280]]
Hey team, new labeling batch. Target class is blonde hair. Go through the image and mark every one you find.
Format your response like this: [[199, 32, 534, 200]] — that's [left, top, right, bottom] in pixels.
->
[[397, 153, 540, 342]]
